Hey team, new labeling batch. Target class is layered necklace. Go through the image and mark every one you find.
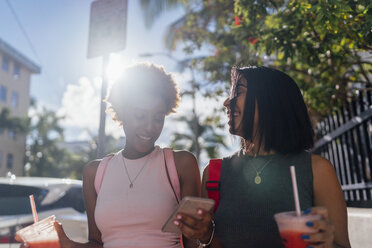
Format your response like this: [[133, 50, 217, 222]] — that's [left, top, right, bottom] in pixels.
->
[[121, 151, 152, 188]]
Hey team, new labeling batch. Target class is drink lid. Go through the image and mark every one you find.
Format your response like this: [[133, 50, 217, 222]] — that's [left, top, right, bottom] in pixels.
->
[[16, 215, 58, 242]]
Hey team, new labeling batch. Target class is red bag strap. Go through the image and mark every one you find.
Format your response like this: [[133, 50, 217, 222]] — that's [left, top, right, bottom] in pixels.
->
[[206, 159, 222, 213]]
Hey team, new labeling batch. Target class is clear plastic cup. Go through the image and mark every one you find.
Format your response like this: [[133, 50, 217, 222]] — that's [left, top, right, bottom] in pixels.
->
[[274, 211, 321, 248], [15, 215, 60, 248]]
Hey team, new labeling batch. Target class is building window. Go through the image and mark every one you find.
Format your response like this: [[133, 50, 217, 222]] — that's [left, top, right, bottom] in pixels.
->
[[0, 86, 6, 102], [13, 63, 20, 79], [8, 130, 16, 140], [2, 56, 9, 72], [6, 153, 13, 169], [10, 91, 18, 108]]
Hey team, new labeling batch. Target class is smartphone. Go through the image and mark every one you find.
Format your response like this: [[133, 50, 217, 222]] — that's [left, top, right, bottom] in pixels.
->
[[161, 196, 215, 234]]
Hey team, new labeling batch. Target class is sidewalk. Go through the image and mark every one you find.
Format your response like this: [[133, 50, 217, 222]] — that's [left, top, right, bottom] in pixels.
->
[[348, 207, 372, 248]]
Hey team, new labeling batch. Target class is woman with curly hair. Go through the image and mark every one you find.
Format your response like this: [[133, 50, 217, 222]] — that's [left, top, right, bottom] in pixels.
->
[[54, 63, 200, 248]]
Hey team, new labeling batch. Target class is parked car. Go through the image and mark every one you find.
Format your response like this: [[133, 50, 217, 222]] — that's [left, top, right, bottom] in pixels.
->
[[0, 176, 88, 247]]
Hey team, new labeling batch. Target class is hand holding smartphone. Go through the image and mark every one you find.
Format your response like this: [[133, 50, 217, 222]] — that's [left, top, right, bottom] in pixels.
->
[[162, 196, 215, 234]]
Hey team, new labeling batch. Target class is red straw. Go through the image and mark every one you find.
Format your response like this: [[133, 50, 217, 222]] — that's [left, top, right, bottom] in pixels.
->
[[290, 166, 301, 216], [29, 195, 38, 223]]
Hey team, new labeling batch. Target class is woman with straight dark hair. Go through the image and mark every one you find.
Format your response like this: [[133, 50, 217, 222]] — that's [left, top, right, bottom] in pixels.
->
[[174, 66, 351, 248]]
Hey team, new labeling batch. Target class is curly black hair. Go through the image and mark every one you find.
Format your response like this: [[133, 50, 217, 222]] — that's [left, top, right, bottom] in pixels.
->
[[105, 62, 180, 126]]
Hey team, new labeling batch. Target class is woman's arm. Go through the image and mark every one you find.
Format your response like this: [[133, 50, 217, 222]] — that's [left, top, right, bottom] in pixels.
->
[[173, 151, 201, 248], [174, 164, 223, 247], [312, 154, 351, 248], [174, 150, 201, 199], [56, 160, 103, 248]]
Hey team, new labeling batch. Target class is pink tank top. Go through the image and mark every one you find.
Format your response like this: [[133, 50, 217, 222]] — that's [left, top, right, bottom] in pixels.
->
[[94, 146, 181, 248]]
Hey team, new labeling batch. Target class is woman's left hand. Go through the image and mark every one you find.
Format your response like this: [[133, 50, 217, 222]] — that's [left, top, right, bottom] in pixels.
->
[[303, 207, 335, 248], [54, 221, 74, 248]]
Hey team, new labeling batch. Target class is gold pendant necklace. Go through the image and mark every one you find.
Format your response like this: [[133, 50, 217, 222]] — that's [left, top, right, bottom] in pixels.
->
[[121, 152, 151, 189], [250, 157, 273, 185], [254, 174, 262, 184]]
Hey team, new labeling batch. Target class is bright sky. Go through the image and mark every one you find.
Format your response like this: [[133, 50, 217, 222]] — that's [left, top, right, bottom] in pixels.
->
[[0, 0, 237, 164]]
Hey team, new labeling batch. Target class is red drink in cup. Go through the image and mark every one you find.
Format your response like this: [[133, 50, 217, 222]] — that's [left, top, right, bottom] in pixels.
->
[[16, 215, 60, 248], [26, 241, 60, 248], [274, 211, 321, 248]]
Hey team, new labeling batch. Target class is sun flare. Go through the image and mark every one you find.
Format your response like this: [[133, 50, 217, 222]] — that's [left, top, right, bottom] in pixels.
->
[[105, 54, 129, 85]]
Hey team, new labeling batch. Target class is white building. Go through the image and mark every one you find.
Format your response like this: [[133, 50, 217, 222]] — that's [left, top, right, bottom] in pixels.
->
[[0, 38, 40, 176]]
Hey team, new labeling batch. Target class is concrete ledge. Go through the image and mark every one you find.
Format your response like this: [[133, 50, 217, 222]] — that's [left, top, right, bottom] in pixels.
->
[[347, 207, 372, 248]]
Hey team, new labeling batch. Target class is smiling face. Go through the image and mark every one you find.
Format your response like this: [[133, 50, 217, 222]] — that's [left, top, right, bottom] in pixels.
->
[[224, 80, 246, 136], [119, 92, 167, 158], [224, 75, 249, 136], [105, 63, 181, 158], [224, 76, 259, 139], [223, 66, 315, 154]]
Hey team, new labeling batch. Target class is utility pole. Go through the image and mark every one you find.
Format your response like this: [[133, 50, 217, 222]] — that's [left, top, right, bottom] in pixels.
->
[[87, 0, 127, 158], [97, 54, 109, 158]]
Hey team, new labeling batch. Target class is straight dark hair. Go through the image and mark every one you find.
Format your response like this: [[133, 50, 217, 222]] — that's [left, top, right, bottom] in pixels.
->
[[230, 66, 314, 154]]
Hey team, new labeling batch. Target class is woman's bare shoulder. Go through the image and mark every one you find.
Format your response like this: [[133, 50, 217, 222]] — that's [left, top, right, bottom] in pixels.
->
[[173, 150, 197, 164], [173, 150, 198, 173], [311, 154, 343, 199], [172, 150, 201, 196], [311, 154, 335, 176], [83, 159, 101, 180]]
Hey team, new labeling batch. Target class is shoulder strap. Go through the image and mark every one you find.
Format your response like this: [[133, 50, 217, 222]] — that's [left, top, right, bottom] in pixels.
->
[[94, 155, 114, 194], [164, 148, 186, 248], [206, 159, 222, 213], [164, 148, 181, 203]]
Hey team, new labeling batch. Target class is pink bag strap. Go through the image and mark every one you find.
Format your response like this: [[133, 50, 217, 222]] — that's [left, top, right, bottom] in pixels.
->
[[94, 155, 114, 194], [164, 148, 181, 203]]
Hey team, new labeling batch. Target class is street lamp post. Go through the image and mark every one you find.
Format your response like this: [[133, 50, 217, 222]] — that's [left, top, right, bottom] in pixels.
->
[[87, 0, 128, 158], [97, 54, 109, 158]]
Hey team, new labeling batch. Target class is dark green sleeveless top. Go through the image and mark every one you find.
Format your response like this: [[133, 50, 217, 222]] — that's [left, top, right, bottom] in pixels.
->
[[214, 150, 313, 248]]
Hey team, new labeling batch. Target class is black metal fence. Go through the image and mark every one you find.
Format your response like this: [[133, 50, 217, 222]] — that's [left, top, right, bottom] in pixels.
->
[[313, 89, 372, 207]]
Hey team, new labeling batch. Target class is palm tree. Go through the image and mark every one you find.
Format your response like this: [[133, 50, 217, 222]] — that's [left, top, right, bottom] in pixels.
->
[[25, 107, 66, 177], [62, 132, 124, 180], [170, 114, 226, 163], [0, 108, 28, 133], [139, 0, 182, 28], [139, 1, 228, 162]]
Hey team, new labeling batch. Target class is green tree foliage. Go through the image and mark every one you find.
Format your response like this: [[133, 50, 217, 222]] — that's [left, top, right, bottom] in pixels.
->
[[0, 108, 28, 133], [24, 107, 71, 177], [139, 0, 186, 28], [60, 134, 122, 180], [170, 114, 227, 162], [24, 103, 125, 179], [76, 133, 124, 163], [163, 0, 371, 118]]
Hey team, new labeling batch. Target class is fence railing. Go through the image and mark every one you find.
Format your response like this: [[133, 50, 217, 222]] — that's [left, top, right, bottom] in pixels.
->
[[313, 89, 372, 207]]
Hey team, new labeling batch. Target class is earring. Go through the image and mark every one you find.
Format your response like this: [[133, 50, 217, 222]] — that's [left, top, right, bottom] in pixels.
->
[[244, 141, 255, 155]]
